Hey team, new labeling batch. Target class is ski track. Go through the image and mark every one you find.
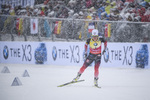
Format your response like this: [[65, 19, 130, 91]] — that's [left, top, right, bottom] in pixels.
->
[[0, 64, 150, 100]]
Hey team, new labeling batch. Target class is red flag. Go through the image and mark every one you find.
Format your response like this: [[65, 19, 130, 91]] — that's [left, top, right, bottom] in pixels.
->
[[105, 24, 108, 37]]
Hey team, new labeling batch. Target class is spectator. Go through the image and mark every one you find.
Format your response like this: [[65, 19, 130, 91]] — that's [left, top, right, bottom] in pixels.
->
[[86, 0, 93, 8], [1, 0, 150, 22], [98, 3, 105, 19]]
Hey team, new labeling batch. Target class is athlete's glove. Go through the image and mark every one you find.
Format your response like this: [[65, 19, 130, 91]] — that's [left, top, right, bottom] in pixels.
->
[[84, 52, 87, 59], [102, 50, 106, 55]]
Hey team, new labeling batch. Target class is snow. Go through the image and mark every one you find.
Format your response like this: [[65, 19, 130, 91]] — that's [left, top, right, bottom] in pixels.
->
[[0, 63, 150, 100]]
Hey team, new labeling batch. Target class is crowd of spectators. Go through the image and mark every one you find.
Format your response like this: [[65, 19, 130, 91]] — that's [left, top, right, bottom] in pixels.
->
[[0, 0, 150, 22]]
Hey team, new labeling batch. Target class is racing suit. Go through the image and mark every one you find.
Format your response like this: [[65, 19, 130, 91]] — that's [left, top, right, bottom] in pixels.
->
[[79, 37, 107, 79]]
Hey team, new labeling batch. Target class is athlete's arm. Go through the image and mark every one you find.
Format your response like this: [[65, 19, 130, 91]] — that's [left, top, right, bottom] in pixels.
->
[[100, 38, 107, 54], [85, 38, 90, 53]]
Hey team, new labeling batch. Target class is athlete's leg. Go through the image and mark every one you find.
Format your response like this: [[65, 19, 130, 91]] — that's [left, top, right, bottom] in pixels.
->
[[78, 60, 93, 75], [94, 54, 101, 86], [94, 54, 101, 78], [79, 54, 94, 74], [73, 54, 94, 81], [94, 61, 100, 78]]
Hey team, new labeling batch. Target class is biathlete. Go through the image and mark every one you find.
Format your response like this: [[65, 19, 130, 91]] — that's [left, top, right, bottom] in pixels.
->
[[73, 29, 107, 87]]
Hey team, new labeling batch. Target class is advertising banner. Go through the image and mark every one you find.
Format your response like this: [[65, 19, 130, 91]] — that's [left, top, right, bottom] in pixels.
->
[[0, 42, 36, 64], [0, 42, 149, 68], [0, 42, 85, 65], [47, 42, 85, 66], [101, 43, 149, 68]]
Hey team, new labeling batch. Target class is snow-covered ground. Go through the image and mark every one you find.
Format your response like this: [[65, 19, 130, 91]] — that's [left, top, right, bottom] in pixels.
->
[[0, 63, 150, 100]]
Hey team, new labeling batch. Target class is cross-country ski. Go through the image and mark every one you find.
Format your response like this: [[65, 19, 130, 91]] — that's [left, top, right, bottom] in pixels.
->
[[57, 80, 85, 87]]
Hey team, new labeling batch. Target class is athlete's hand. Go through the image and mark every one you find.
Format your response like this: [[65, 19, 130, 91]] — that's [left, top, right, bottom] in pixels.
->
[[102, 50, 106, 55], [84, 53, 87, 59]]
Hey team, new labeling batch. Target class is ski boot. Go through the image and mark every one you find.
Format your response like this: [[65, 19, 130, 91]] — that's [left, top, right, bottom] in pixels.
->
[[94, 77, 99, 87], [72, 73, 81, 82]]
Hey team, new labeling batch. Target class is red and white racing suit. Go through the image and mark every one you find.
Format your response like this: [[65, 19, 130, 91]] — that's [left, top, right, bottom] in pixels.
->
[[79, 37, 107, 78]]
